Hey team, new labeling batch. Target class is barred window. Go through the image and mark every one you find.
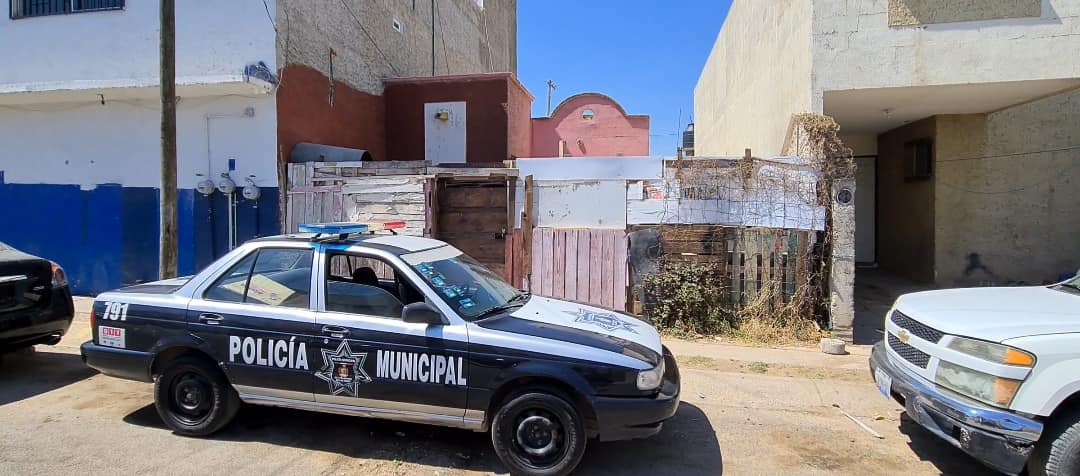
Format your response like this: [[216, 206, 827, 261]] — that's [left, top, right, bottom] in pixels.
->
[[10, 0, 124, 20]]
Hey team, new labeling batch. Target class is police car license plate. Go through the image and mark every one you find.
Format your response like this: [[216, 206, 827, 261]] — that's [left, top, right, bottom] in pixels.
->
[[875, 368, 892, 399]]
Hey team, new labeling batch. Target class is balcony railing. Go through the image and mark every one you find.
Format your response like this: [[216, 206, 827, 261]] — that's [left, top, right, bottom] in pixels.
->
[[10, 0, 124, 19]]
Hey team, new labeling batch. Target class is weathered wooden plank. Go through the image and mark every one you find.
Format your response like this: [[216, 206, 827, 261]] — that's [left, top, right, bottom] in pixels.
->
[[552, 231, 565, 300], [564, 230, 578, 300], [522, 176, 535, 290], [576, 231, 591, 303], [437, 210, 508, 232], [541, 229, 554, 297], [441, 189, 507, 208], [530, 227, 542, 294], [613, 230, 628, 311], [589, 230, 603, 307], [600, 230, 615, 309]]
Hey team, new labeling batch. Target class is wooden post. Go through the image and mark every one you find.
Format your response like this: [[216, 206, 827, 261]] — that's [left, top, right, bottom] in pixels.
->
[[521, 175, 535, 290], [159, 0, 178, 279]]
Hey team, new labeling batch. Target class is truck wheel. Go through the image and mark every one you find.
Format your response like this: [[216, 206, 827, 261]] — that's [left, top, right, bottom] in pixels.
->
[[154, 356, 239, 436], [1030, 409, 1080, 476], [491, 390, 586, 476]]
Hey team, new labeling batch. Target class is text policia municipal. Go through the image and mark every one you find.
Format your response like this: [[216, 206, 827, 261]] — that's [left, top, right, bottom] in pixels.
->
[[377, 350, 467, 386], [226, 337, 467, 386]]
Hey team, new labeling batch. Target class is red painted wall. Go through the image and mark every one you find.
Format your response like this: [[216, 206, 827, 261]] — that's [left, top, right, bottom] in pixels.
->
[[276, 64, 387, 162], [531, 93, 650, 157], [384, 74, 533, 164]]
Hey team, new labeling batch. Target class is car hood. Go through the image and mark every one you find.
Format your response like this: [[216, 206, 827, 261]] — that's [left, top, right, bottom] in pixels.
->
[[476, 296, 664, 366], [895, 286, 1080, 342]]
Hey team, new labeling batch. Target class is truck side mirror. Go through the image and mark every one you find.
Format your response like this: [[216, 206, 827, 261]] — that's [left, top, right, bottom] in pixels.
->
[[402, 302, 447, 326]]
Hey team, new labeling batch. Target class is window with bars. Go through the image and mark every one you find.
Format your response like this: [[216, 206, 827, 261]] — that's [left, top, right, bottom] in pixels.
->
[[10, 0, 124, 19]]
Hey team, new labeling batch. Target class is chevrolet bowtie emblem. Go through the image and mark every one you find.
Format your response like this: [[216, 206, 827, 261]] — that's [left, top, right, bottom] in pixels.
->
[[897, 329, 911, 344]]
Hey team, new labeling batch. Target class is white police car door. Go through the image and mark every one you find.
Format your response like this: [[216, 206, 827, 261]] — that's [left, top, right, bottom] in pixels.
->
[[312, 249, 470, 425], [187, 246, 318, 402]]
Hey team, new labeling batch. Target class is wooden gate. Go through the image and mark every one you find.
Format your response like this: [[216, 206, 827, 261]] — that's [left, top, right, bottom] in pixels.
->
[[431, 178, 513, 280], [523, 228, 629, 311]]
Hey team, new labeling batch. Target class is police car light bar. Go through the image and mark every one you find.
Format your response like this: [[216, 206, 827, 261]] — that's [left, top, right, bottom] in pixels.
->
[[298, 220, 406, 237]]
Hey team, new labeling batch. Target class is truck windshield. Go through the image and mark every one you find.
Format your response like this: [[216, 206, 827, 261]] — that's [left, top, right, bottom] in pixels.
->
[[401, 245, 521, 321]]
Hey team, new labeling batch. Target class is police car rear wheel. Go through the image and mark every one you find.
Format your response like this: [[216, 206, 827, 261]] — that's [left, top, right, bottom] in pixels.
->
[[491, 391, 586, 476], [154, 356, 239, 436]]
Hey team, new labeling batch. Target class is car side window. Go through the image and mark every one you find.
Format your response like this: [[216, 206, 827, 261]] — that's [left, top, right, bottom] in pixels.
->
[[204, 248, 313, 309], [325, 253, 416, 319]]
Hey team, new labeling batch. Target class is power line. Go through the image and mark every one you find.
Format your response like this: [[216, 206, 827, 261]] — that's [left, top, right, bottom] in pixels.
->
[[339, 0, 401, 76], [434, 0, 450, 74], [937, 145, 1080, 164], [936, 158, 1080, 195]]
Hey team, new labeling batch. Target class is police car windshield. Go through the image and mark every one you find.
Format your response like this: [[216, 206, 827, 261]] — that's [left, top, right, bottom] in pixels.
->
[[401, 245, 520, 321]]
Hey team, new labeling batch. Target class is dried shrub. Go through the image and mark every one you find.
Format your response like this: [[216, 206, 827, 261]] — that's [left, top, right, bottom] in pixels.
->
[[639, 263, 735, 336], [640, 263, 826, 344]]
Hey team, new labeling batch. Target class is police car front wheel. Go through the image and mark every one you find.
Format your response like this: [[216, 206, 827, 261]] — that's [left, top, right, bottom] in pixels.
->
[[154, 356, 239, 436], [491, 391, 587, 476]]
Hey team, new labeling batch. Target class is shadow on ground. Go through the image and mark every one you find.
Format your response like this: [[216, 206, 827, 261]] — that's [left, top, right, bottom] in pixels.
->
[[124, 400, 722, 475], [0, 347, 97, 406], [899, 413, 1003, 476], [854, 269, 935, 345]]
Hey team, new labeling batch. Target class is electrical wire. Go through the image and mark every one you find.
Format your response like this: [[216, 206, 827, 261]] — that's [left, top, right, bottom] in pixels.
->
[[338, 0, 401, 76], [936, 144, 1080, 163], [434, 0, 451, 75]]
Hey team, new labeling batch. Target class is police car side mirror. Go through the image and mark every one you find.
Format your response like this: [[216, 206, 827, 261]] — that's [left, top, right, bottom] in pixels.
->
[[402, 302, 447, 326]]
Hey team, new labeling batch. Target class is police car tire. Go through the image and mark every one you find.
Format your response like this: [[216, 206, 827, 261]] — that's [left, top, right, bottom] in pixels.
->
[[491, 390, 586, 476], [154, 356, 239, 437]]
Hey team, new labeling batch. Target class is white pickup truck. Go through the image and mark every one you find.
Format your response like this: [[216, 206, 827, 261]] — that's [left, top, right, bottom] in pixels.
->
[[870, 275, 1080, 476]]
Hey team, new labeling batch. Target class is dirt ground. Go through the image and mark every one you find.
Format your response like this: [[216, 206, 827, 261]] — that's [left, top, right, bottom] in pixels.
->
[[0, 311, 991, 475]]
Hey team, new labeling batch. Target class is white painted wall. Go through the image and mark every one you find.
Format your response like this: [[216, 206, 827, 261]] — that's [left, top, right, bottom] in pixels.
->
[[424, 102, 467, 164], [0, 0, 276, 91], [535, 181, 627, 229], [0, 95, 279, 188]]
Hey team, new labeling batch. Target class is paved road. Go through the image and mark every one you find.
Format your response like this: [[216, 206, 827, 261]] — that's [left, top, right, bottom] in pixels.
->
[[0, 317, 989, 475]]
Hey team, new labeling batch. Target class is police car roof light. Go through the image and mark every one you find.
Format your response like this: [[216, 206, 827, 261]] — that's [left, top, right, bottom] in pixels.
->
[[298, 221, 407, 240]]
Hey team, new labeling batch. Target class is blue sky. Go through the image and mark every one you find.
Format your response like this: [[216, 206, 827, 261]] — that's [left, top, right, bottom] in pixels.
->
[[517, 0, 733, 157]]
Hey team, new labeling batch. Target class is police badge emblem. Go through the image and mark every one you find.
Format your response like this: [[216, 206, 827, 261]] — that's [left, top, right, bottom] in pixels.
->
[[315, 341, 372, 396], [566, 309, 638, 334]]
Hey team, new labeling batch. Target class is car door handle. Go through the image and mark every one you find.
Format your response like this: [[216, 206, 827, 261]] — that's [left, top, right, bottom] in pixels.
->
[[198, 313, 224, 325], [321, 325, 350, 338]]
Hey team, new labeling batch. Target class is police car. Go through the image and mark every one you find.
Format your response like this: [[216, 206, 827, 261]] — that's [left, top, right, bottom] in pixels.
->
[[81, 221, 680, 475]]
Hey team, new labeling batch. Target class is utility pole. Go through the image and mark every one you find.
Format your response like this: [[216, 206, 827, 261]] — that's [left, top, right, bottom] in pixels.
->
[[159, 0, 178, 279], [546, 80, 557, 116]]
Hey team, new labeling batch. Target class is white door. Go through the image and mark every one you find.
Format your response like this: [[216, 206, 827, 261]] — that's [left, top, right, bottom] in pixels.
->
[[855, 156, 876, 264], [424, 101, 467, 164]]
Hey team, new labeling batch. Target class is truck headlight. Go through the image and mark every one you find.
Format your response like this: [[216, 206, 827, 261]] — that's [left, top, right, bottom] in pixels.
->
[[935, 361, 1022, 407], [947, 336, 1035, 367], [637, 360, 665, 391]]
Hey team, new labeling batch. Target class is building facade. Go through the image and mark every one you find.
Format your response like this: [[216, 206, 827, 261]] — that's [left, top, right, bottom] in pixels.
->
[[0, 0, 517, 294], [530, 93, 650, 158], [696, 0, 1080, 290]]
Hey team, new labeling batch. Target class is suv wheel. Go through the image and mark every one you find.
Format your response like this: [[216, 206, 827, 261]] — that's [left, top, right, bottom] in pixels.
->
[[1030, 409, 1080, 476], [491, 390, 587, 476], [154, 356, 239, 436]]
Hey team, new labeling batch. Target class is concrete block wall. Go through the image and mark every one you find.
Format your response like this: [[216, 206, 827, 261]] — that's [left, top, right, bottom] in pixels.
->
[[812, 0, 1080, 109], [934, 89, 1080, 285], [278, 0, 516, 97]]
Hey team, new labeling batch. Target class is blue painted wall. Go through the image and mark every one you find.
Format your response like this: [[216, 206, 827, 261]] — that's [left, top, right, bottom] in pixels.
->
[[0, 177, 279, 295]]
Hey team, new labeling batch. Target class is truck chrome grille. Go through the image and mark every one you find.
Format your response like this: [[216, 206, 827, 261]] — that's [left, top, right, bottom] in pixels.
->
[[888, 333, 930, 368], [890, 311, 944, 343]]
